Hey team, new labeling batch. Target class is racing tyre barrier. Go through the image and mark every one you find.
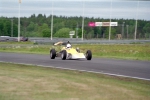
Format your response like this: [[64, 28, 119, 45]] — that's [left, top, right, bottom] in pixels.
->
[[86, 50, 92, 60], [61, 50, 67, 60], [50, 49, 56, 59]]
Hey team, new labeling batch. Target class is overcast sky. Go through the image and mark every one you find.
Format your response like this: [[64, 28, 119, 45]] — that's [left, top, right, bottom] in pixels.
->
[[0, 0, 150, 21]]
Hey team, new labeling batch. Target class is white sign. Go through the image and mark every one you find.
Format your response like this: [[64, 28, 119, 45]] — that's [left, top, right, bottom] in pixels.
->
[[69, 31, 75, 35], [110, 22, 118, 26], [95, 22, 102, 26], [95, 22, 118, 26], [102, 22, 110, 26]]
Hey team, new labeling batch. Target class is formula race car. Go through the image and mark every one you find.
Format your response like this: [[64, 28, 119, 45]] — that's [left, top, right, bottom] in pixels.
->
[[50, 41, 92, 60]]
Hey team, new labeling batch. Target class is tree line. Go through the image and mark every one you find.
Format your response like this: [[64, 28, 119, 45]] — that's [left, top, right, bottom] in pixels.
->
[[0, 14, 150, 39]]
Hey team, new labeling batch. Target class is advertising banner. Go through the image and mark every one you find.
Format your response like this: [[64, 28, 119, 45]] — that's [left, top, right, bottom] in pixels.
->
[[88, 22, 118, 27]]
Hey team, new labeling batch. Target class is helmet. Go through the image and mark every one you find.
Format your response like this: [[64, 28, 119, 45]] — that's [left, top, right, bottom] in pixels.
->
[[66, 44, 71, 48]]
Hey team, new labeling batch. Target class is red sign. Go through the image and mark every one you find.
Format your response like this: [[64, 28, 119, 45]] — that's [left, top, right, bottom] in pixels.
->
[[88, 22, 95, 27]]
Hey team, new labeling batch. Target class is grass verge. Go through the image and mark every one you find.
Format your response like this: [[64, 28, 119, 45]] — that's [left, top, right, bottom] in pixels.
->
[[0, 62, 150, 100], [0, 42, 150, 61]]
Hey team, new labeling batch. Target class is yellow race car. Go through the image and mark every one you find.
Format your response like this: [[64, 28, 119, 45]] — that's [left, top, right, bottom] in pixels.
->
[[50, 41, 92, 60]]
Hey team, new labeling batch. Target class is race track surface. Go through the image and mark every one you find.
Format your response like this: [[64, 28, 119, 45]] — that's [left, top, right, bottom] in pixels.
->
[[0, 52, 150, 80]]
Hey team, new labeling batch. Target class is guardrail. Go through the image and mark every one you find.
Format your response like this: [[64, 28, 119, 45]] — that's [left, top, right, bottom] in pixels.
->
[[0, 37, 17, 42], [29, 38, 150, 44], [1, 37, 150, 44]]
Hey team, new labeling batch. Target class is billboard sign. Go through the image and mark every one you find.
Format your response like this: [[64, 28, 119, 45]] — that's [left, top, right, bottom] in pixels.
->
[[89, 22, 118, 27]]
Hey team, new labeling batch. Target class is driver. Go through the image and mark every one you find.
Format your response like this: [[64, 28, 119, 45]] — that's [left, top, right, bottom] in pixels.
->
[[66, 41, 71, 48]]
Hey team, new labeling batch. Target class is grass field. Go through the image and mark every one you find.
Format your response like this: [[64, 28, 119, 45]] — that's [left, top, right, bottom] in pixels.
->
[[0, 62, 150, 100], [0, 42, 150, 61]]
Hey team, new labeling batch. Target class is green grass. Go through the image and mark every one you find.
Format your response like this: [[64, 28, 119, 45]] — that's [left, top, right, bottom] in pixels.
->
[[76, 44, 150, 61], [0, 42, 150, 61], [0, 41, 33, 44], [0, 62, 150, 100]]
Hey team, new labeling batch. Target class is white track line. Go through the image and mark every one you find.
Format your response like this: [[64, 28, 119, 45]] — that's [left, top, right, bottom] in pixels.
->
[[1, 61, 150, 81]]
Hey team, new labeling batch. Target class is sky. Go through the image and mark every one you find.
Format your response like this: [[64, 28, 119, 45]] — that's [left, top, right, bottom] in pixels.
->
[[0, 0, 150, 21]]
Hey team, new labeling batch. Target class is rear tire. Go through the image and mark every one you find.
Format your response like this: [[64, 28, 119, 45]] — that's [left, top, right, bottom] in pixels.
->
[[86, 50, 92, 60], [50, 49, 56, 59], [61, 50, 67, 60]]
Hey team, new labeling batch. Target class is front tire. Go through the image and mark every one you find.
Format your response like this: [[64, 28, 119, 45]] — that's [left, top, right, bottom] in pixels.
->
[[86, 50, 92, 60], [61, 50, 67, 60], [50, 49, 56, 59]]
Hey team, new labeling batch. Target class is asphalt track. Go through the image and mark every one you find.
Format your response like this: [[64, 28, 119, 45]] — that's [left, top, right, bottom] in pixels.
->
[[0, 52, 150, 80]]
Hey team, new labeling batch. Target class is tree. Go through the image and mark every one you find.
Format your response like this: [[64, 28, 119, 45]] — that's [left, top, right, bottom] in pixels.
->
[[53, 22, 65, 34], [3, 20, 11, 36], [42, 29, 50, 37], [105, 27, 117, 39], [77, 29, 82, 38], [13, 24, 18, 37], [93, 27, 100, 38], [143, 23, 150, 38], [37, 23, 50, 37], [0, 15, 150, 39], [27, 22, 35, 32], [143, 23, 150, 33], [86, 30, 94, 39], [54, 28, 71, 38], [0, 20, 4, 36]]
